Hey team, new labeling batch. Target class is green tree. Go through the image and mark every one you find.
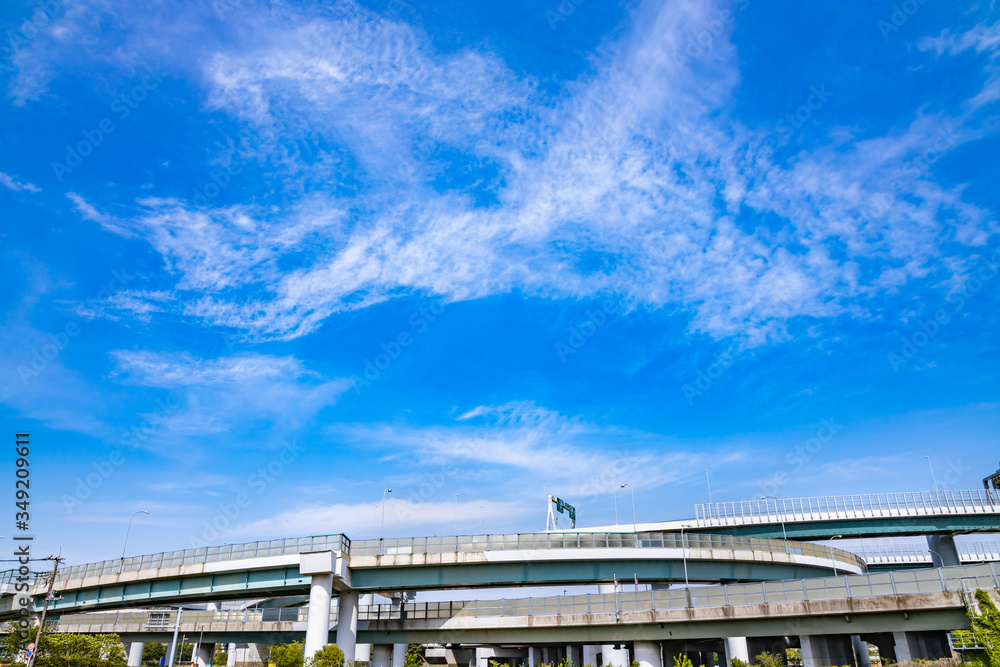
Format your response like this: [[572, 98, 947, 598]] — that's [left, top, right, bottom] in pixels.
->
[[754, 652, 786, 667], [213, 652, 228, 667], [307, 644, 344, 667], [144, 644, 167, 666], [403, 645, 424, 667], [270, 642, 305, 667], [968, 589, 1000, 667]]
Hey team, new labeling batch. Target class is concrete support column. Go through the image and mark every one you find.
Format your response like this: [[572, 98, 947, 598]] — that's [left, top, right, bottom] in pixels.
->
[[372, 645, 392, 667], [226, 644, 236, 667], [528, 647, 540, 667], [851, 636, 871, 667], [583, 646, 600, 667], [725, 638, 749, 667], [195, 643, 215, 667], [127, 642, 145, 667], [927, 534, 961, 567], [337, 590, 360, 662], [635, 641, 662, 667], [893, 632, 923, 662], [393, 644, 406, 667], [603, 645, 630, 667], [305, 573, 335, 661]]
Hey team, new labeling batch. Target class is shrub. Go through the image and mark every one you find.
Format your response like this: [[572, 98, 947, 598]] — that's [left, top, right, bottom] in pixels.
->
[[308, 645, 344, 667], [674, 656, 694, 667], [270, 642, 305, 667], [213, 653, 228, 667], [732, 660, 751, 667], [403, 645, 424, 667], [756, 653, 786, 667]]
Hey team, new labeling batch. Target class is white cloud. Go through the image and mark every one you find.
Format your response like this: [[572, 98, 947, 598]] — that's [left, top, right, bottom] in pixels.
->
[[111, 350, 351, 439], [36, 0, 1000, 344], [0, 171, 40, 192]]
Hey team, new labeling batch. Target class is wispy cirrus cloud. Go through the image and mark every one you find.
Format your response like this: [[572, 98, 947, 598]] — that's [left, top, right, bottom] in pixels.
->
[[110, 350, 351, 443], [0, 171, 40, 192], [25, 0, 1000, 347]]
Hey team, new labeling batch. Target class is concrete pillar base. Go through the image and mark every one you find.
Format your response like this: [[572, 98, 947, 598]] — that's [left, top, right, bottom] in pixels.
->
[[635, 641, 661, 667], [725, 637, 749, 667], [127, 642, 145, 667], [852, 636, 871, 667]]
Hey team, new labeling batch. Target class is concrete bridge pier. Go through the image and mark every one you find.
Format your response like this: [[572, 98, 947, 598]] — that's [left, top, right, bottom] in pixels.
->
[[304, 573, 335, 661], [566, 645, 583, 666], [393, 644, 406, 667], [337, 590, 360, 661], [927, 534, 961, 567], [851, 636, 871, 667], [194, 642, 215, 667], [799, 635, 853, 667], [724, 637, 749, 667], [372, 644, 392, 667], [226, 643, 236, 667], [127, 642, 144, 667], [634, 641, 662, 667], [602, 643, 630, 667]]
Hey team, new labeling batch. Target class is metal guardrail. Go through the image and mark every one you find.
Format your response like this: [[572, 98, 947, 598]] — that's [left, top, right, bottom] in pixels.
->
[[34, 562, 1000, 629], [695, 489, 998, 526], [44, 534, 349, 586], [949, 630, 985, 650], [36, 532, 865, 589]]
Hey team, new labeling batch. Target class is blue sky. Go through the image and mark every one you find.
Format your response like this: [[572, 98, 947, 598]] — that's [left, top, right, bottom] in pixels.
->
[[0, 0, 998, 565]]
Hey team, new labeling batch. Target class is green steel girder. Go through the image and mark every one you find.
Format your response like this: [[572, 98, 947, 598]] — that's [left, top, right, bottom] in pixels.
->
[[41, 567, 309, 615], [688, 515, 1000, 540], [357, 608, 969, 645], [19, 557, 847, 616], [349, 559, 843, 591]]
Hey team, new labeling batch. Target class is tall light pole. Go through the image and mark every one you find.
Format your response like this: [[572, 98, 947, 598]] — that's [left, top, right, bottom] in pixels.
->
[[680, 524, 692, 607], [828, 534, 843, 577], [706, 469, 712, 504], [120, 510, 149, 574], [621, 483, 637, 545], [380, 488, 392, 548], [760, 496, 788, 547], [926, 456, 939, 493]]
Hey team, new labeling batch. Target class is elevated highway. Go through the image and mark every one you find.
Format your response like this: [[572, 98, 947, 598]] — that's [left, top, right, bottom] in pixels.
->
[[7, 488, 1000, 667], [5, 532, 864, 616]]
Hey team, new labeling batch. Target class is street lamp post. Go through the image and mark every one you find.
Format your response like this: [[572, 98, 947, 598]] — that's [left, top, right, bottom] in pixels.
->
[[760, 496, 788, 547], [829, 534, 843, 577], [120, 510, 149, 574], [379, 488, 392, 553], [621, 483, 637, 546], [680, 524, 692, 607], [926, 456, 939, 494]]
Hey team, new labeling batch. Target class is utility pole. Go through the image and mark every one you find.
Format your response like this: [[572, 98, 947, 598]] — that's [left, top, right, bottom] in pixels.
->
[[26, 552, 63, 667]]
